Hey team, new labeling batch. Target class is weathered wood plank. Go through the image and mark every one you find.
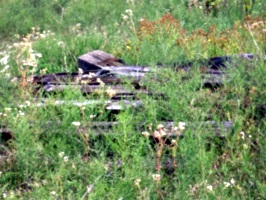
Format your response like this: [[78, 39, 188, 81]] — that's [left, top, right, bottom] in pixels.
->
[[78, 50, 125, 72], [33, 99, 143, 110]]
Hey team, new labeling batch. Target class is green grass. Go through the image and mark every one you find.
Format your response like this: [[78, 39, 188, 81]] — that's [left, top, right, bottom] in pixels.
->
[[0, 0, 265, 199]]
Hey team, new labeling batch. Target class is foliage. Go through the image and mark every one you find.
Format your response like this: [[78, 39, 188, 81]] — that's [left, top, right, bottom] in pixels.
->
[[0, 0, 265, 199]]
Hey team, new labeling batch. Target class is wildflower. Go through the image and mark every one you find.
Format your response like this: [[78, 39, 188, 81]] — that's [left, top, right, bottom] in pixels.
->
[[63, 156, 69, 163], [240, 131, 245, 140], [134, 178, 141, 187], [9, 191, 14, 198], [125, 9, 133, 17], [40, 68, 47, 74], [72, 163, 76, 169], [42, 180, 48, 185], [80, 79, 88, 85], [152, 174, 161, 182], [3, 193, 7, 198], [87, 185, 93, 193], [142, 131, 150, 138], [88, 72, 95, 78], [25, 101, 31, 106], [243, 144, 248, 149], [178, 122, 186, 131], [72, 121, 81, 127], [206, 185, 213, 191], [0, 55, 9, 65], [90, 114, 96, 119], [153, 130, 161, 138], [0, 171, 2, 177], [157, 124, 164, 129], [106, 87, 117, 97], [171, 139, 177, 145], [50, 191, 57, 196], [96, 78, 105, 86], [79, 106, 86, 111], [35, 53, 42, 58], [18, 111, 25, 116], [114, 22, 119, 28], [121, 14, 129, 21], [57, 41, 65, 46], [223, 181, 231, 188], [230, 178, 235, 185], [58, 152, 65, 158], [4, 108, 11, 112], [78, 68, 83, 75]]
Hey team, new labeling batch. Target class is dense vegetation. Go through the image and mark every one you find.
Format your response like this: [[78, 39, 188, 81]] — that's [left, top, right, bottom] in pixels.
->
[[0, 0, 265, 199]]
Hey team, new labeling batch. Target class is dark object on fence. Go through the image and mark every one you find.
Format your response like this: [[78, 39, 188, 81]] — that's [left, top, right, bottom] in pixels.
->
[[177, 54, 254, 71], [176, 53, 255, 89], [0, 127, 14, 144], [78, 50, 125, 72]]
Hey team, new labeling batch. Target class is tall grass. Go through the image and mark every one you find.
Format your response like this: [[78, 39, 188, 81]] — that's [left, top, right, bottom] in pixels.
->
[[0, 0, 265, 199]]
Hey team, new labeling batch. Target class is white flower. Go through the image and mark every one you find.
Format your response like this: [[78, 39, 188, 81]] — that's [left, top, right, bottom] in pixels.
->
[[96, 78, 105, 86], [25, 101, 31, 106], [106, 87, 117, 97], [57, 41, 65, 46], [171, 139, 177, 145], [90, 114, 96, 119], [230, 178, 235, 185], [0, 55, 9, 65], [152, 174, 161, 182], [50, 191, 57, 196], [78, 68, 83, 75], [87, 185, 93, 193], [223, 181, 231, 188], [0, 171, 2, 177], [63, 156, 68, 163], [240, 131, 245, 140], [58, 152, 64, 158], [125, 9, 133, 16], [206, 185, 213, 191], [178, 122, 186, 131], [3, 193, 7, 198], [4, 108, 11, 112], [142, 131, 150, 138], [134, 178, 141, 186], [153, 130, 161, 138], [19, 104, 26, 109], [87, 72, 95, 78], [72, 121, 81, 127], [157, 124, 164, 129], [35, 53, 42, 58], [19, 111, 25, 116], [121, 14, 129, 21]]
